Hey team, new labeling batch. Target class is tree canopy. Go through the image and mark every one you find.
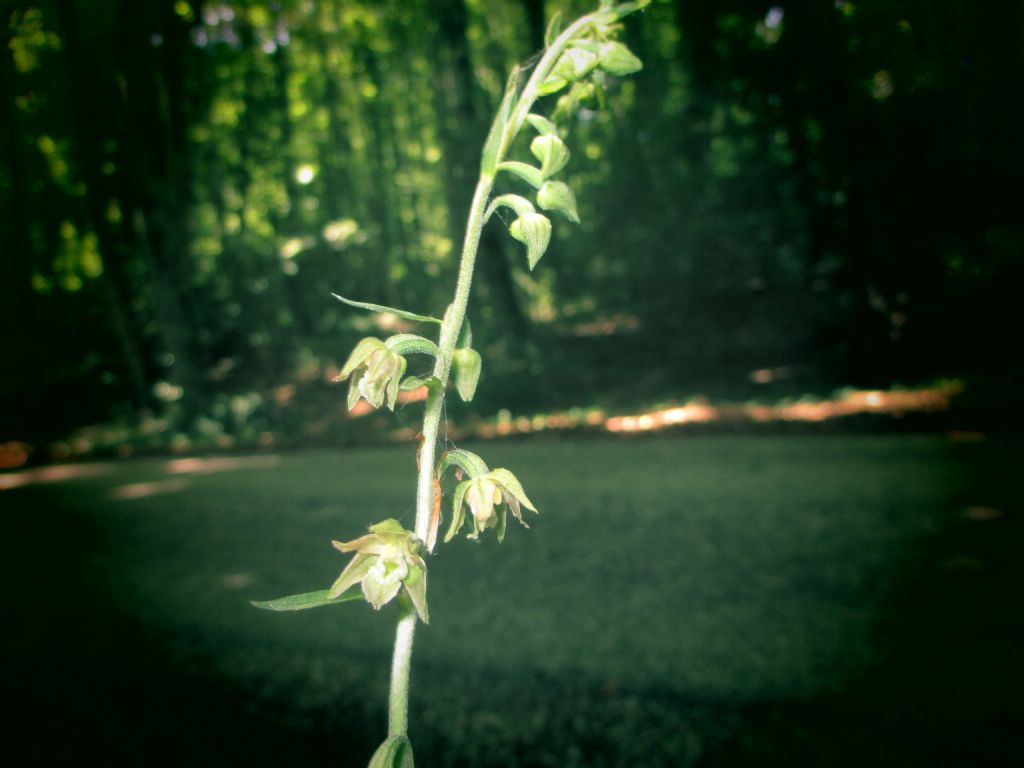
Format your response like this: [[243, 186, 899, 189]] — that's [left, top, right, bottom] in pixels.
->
[[3, 0, 1020, 447]]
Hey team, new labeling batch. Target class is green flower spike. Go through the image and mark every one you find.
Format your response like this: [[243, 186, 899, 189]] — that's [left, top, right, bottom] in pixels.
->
[[334, 335, 439, 411], [329, 519, 429, 623]]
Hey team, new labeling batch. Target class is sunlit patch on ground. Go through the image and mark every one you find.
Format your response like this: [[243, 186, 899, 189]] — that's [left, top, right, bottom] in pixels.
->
[[164, 455, 280, 475], [110, 479, 189, 500], [470, 381, 964, 438], [2, 453, 282, 492], [0, 462, 114, 490]]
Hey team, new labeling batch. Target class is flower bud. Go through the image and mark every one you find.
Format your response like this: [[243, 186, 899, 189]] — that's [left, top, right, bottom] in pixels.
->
[[537, 180, 580, 224], [598, 41, 643, 76], [530, 134, 570, 178], [509, 212, 552, 270], [554, 47, 599, 81]]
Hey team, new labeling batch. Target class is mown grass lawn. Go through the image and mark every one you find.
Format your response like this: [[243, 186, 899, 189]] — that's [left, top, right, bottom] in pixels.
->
[[4, 434, 1021, 766]]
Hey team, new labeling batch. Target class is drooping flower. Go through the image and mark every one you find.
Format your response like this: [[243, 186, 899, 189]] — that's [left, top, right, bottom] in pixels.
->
[[334, 334, 439, 412], [442, 460, 538, 543], [328, 519, 429, 623]]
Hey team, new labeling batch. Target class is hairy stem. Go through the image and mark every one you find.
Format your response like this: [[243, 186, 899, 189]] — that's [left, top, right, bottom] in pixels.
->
[[387, 604, 416, 737]]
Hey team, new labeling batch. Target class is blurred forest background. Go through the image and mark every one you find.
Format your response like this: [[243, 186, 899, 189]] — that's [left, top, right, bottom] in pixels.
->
[[2, 0, 1022, 455]]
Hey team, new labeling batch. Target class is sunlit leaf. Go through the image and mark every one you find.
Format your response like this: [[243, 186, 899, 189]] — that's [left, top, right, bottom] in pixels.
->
[[331, 294, 441, 324]]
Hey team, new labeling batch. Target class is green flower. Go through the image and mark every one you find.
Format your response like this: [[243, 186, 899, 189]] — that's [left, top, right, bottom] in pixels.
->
[[328, 519, 429, 623], [447, 467, 538, 543], [334, 334, 439, 412]]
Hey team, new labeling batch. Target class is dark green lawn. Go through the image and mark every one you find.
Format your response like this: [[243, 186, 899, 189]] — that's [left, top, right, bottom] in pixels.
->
[[3, 435, 1021, 766]]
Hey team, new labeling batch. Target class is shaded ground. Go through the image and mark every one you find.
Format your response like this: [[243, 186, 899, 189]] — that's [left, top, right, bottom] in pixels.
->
[[3, 435, 1021, 766]]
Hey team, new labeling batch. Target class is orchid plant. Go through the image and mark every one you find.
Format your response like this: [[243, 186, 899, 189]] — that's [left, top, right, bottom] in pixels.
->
[[254, 3, 646, 765]]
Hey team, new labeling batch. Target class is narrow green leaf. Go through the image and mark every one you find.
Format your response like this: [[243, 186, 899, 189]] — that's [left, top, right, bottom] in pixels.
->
[[437, 448, 489, 480], [544, 11, 562, 47], [453, 348, 482, 402], [331, 293, 442, 324], [607, 1, 650, 21], [251, 588, 362, 612], [384, 333, 440, 358], [481, 67, 521, 175], [497, 161, 544, 189], [368, 735, 415, 768]]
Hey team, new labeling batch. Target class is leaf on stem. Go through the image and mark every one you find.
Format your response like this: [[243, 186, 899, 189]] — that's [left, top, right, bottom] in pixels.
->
[[251, 588, 362, 612], [368, 735, 415, 768], [544, 11, 563, 47], [481, 66, 522, 176], [331, 294, 442, 324]]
